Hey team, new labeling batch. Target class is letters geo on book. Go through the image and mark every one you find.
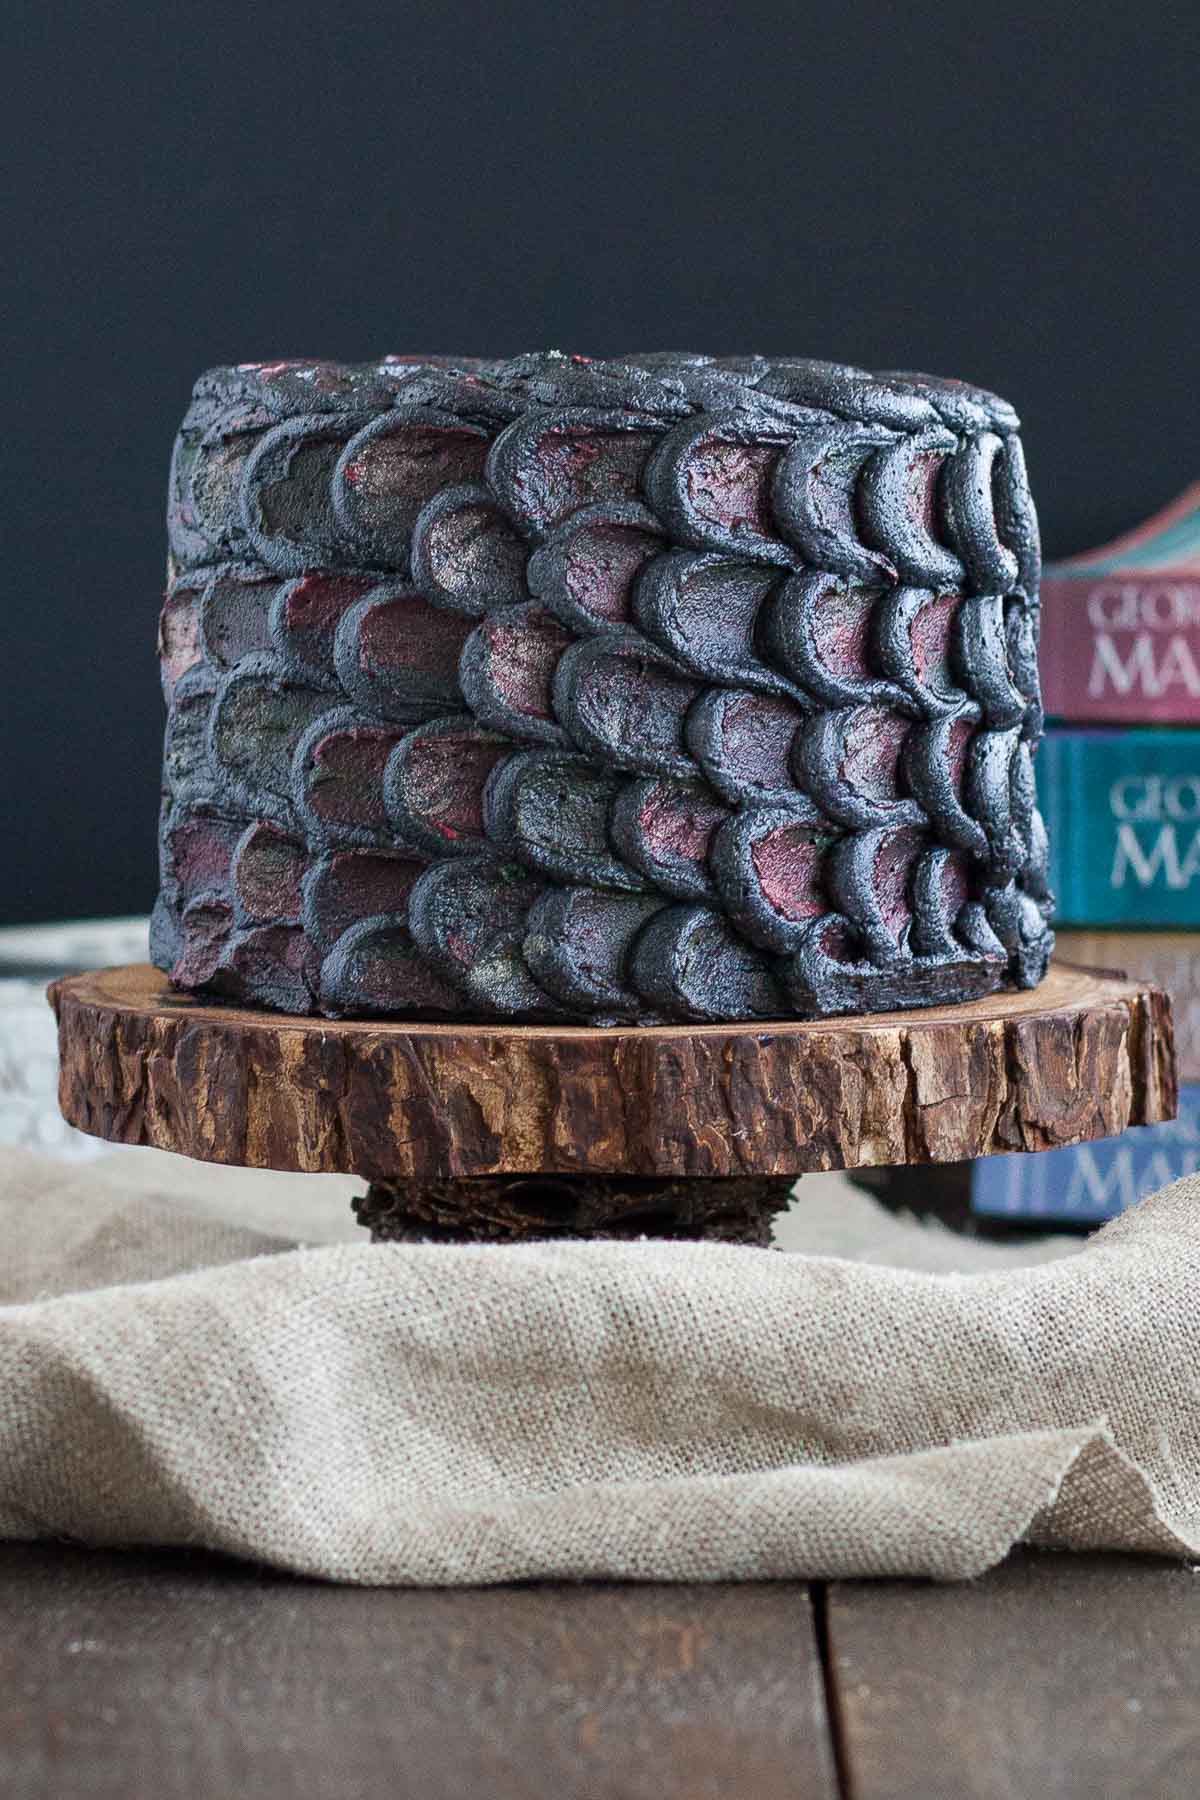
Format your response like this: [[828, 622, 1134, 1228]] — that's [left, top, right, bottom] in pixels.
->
[[1110, 772, 1200, 890], [1040, 482, 1200, 723], [1039, 731, 1200, 926]]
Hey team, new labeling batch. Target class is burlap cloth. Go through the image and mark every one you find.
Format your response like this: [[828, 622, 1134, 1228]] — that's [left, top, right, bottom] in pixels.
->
[[2, 1144, 1197, 1585]]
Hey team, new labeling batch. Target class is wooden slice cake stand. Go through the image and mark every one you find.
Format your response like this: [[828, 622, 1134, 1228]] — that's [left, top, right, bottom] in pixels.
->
[[51, 962, 1175, 1246]]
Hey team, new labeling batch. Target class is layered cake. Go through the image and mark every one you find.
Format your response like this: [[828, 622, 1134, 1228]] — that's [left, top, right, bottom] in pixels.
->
[[153, 351, 1053, 1023]]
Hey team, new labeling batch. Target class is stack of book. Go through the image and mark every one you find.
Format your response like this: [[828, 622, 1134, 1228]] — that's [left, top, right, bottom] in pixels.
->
[[974, 483, 1200, 1223]]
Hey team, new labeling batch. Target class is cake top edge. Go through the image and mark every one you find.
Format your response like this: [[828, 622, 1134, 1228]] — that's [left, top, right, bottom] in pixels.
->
[[185, 351, 1021, 436]]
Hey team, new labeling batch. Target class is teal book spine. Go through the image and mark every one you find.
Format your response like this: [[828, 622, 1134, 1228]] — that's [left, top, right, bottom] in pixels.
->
[[1040, 729, 1200, 927]]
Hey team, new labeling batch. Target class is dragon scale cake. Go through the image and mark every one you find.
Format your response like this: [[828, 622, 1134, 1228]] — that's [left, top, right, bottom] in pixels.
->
[[154, 351, 1054, 1024]]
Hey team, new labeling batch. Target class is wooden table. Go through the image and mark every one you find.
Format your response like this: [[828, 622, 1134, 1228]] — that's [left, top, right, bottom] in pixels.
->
[[4, 1545, 1195, 1797]]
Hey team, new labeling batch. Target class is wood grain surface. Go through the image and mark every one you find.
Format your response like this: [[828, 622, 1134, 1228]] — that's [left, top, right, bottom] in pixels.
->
[[827, 1549, 1200, 1799], [51, 961, 1175, 1181], [5, 1544, 1194, 1798], [0, 1547, 836, 1800]]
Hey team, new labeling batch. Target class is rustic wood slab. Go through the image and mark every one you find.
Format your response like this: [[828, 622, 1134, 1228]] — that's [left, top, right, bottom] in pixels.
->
[[826, 1549, 1200, 1799], [52, 962, 1174, 1183], [0, 1546, 836, 1800]]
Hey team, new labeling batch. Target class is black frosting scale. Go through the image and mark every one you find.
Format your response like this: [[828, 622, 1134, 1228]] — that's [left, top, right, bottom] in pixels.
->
[[154, 350, 1053, 1023]]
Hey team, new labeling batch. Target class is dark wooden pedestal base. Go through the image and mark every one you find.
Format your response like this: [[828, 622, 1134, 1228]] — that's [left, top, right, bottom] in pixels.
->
[[353, 1175, 797, 1246]]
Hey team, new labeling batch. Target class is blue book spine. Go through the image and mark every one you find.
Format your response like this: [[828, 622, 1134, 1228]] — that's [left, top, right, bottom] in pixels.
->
[[972, 1085, 1200, 1222], [1040, 728, 1200, 927]]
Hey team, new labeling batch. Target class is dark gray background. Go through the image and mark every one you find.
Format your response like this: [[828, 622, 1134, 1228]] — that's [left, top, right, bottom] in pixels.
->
[[4, 1, 1197, 925]]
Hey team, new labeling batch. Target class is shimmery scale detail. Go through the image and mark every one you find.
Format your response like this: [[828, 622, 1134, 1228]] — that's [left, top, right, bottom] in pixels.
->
[[154, 350, 1054, 1023]]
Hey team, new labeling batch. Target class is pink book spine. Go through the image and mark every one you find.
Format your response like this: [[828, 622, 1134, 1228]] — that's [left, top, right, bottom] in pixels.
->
[[1040, 571, 1200, 723]]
